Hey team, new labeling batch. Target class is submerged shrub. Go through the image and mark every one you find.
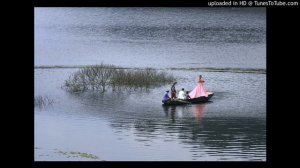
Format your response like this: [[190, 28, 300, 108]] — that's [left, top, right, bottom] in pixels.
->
[[34, 96, 54, 107], [63, 64, 175, 93], [64, 64, 117, 92]]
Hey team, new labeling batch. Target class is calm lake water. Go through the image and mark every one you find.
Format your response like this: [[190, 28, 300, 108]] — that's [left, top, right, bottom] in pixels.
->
[[34, 8, 266, 161], [35, 7, 265, 69]]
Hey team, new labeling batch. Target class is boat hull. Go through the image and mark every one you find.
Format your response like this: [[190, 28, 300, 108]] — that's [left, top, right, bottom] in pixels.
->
[[162, 99, 191, 106], [162, 92, 214, 106], [187, 92, 214, 104]]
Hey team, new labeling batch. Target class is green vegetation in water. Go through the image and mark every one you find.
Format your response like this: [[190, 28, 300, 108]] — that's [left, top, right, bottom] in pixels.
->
[[63, 63, 175, 93], [34, 96, 54, 107], [55, 150, 99, 159]]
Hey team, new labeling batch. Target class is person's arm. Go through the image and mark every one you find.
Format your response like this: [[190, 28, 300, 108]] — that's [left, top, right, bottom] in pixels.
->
[[171, 83, 174, 87], [171, 82, 177, 88], [171, 84, 176, 91]]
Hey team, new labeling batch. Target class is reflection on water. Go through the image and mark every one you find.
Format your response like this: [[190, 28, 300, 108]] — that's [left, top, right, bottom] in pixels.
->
[[159, 103, 265, 160], [192, 104, 205, 122], [162, 104, 206, 123]]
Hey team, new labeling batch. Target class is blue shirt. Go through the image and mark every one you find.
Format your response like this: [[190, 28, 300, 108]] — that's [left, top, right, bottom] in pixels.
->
[[162, 92, 170, 101]]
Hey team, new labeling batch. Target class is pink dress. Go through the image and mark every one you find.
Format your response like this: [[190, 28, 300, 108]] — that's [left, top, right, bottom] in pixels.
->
[[189, 80, 208, 98]]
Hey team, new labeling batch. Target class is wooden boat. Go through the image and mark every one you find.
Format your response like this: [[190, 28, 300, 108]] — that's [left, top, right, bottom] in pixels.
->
[[162, 99, 191, 106], [187, 92, 214, 104], [162, 92, 214, 106]]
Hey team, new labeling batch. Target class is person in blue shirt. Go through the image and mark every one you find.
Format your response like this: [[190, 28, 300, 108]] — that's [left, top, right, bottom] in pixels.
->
[[162, 90, 171, 103]]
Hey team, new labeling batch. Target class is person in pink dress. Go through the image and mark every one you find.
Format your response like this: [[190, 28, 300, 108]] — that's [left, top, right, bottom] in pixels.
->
[[188, 75, 208, 99]]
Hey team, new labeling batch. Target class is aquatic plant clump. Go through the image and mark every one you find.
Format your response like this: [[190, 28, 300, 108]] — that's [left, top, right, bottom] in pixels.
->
[[64, 64, 118, 92], [34, 96, 54, 107], [110, 68, 175, 89], [56, 150, 99, 159], [64, 64, 175, 92]]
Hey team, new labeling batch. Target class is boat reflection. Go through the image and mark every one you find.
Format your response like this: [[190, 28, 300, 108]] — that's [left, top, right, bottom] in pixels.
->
[[162, 106, 179, 123], [192, 104, 205, 123], [162, 104, 206, 123]]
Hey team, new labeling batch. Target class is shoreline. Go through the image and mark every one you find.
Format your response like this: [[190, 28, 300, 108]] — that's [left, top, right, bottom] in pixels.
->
[[34, 65, 266, 74]]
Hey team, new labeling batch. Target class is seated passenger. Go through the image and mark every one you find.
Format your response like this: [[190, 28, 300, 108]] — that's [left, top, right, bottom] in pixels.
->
[[177, 88, 186, 100], [162, 90, 171, 103], [185, 91, 191, 100]]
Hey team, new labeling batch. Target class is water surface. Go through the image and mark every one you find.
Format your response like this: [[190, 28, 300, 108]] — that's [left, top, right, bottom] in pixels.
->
[[35, 8, 266, 69], [35, 68, 266, 161], [34, 8, 266, 161]]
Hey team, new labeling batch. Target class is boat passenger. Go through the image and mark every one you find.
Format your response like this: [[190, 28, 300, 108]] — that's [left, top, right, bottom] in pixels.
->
[[188, 75, 208, 99], [162, 90, 171, 103], [177, 88, 186, 100], [171, 82, 177, 99], [185, 91, 191, 100]]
